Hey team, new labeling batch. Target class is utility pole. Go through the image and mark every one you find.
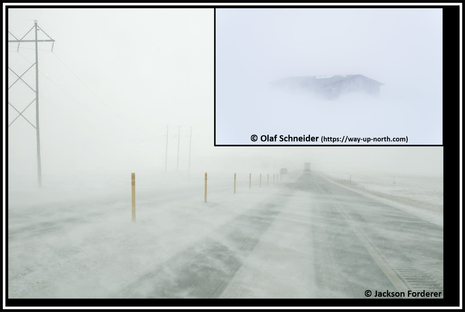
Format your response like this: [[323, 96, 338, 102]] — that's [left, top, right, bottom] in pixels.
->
[[165, 125, 169, 172], [188, 126, 192, 180], [176, 126, 180, 173], [34, 21, 42, 187], [8, 21, 55, 188]]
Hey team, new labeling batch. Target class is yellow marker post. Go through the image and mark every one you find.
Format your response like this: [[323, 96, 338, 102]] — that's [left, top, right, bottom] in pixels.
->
[[234, 173, 236, 194], [131, 173, 136, 222], [249, 173, 251, 190], [204, 172, 208, 203]]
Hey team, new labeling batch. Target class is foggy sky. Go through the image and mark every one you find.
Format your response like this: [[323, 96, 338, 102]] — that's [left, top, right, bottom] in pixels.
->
[[6, 7, 443, 184], [216, 8, 442, 145]]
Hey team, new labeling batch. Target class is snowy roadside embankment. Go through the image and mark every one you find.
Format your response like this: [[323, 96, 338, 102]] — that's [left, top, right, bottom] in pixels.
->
[[318, 171, 443, 227]]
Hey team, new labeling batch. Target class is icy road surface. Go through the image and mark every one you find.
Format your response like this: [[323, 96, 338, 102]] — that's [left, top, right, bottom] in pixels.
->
[[8, 172, 443, 298]]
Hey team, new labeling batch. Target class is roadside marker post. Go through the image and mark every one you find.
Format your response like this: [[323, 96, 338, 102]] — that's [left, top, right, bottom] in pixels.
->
[[204, 172, 208, 203], [131, 173, 136, 222], [234, 173, 236, 194]]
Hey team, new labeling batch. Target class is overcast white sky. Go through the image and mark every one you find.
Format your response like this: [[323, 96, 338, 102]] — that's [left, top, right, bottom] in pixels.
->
[[8, 8, 214, 176], [6, 7, 443, 186], [216, 8, 442, 145]]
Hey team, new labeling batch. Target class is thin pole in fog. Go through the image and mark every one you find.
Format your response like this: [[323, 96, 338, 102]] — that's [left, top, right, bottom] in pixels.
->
[[188, 126, 192, 180], [34, 21, 42, 188], [177, 126, 181, 173], [165, 125, 169, 172]]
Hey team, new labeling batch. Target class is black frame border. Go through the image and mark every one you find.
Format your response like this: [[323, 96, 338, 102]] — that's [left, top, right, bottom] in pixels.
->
[[3, 2, 461, 309]]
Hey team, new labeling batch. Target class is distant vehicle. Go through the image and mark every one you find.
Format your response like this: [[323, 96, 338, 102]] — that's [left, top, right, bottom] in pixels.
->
[[304, 162, 311, 175], [280, 168, 288, 175]]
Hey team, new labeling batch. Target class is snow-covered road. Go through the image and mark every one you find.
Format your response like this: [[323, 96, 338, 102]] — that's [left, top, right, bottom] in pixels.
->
[[220, 173, 443, 298], [8, 172, 443, 298]]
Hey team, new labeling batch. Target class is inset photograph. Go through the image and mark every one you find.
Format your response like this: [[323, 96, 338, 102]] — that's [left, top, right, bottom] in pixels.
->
[[215, 8, 443, 145]]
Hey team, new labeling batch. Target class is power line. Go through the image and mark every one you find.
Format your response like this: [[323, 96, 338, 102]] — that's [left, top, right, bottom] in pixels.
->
[[52, 52, 108, 107], [38, 91, 161, 146], [49, 51, 155, 139], [11, 50, 159, 147], [14, 48, 154, 142], [14, 51, 99, 113]]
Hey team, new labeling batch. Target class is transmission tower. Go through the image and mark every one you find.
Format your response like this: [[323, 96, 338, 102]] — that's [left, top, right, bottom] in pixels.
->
[[8, 20, 55, 187]]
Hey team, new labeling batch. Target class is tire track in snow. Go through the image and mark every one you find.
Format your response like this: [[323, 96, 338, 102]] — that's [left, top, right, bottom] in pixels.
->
[[118, 191, 293, 298], [311, 172, 443, 296]]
